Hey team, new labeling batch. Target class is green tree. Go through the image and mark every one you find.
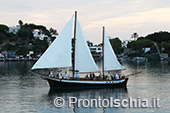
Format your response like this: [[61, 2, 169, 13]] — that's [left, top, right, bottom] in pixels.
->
[[87, 40, 93, 47], [109, 37, 122, 54], [16, 46, 29, 56], [131, 32, 138, 40], [49, 28, 58, 41], [0, 20, 57, 56], [167, 42, 170, 56], [0, 24, 9, 34], [35, 25, 50, 36], [49, 28, 58, 36], [145, 31, 170, 43], [32, 38, 48, 55], [127, 39, 154, 56], [160, 41, 169, 53], [18, 20, 23, 26], [0, 24, 9, 43], [18, 28, 33, 41], [1, 44, 16, 51], [127, 39, 153, 50]]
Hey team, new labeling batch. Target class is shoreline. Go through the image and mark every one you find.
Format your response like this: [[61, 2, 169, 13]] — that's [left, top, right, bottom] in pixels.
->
[[0, 58, 38, 62]]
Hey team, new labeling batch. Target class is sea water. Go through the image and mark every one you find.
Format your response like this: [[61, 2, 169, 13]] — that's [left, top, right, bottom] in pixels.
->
[[0, 61, 170, 113]]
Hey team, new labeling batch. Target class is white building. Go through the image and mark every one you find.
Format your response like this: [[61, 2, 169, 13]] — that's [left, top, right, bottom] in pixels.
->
[[122, 40, 132, 48], [89, 46, 102, 53], [32, 29, 51, 43], [8, 25, 21, 34], [89, 46, 102, 59]]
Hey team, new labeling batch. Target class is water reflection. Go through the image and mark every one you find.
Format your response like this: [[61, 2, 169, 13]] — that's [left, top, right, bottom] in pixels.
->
[[47, 87, 128, 113], [0, 61, 34, 75]]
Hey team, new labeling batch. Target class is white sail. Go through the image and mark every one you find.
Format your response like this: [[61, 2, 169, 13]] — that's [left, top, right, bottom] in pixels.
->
[[104, 31, 125, 71], [75, 18, 99, 73], [31, 16, 73, 70]]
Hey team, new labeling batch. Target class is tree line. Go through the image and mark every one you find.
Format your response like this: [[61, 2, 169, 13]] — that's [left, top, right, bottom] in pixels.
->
[[128, 31, 170, 56], [1, 21, 170, 57], [0, 20, 58, 57]]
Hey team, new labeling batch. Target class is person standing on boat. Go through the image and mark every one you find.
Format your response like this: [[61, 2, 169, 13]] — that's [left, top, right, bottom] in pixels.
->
[[114, 72, 119, 79], [56, 71, 59, 78], [90, 72, 93, 79], [49, 69, 53, 77], [58, 70, 62, 79], [64, 71, 69, 79], [111, 75, 114, 80], [99, 73, 102, 80], [108, 75, 112, 80], [74, 72, 80, 78], [92, 73, 96, 80]]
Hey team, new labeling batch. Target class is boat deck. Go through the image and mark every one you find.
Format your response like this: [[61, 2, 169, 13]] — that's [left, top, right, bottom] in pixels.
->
[[40, 73, 126, 81]]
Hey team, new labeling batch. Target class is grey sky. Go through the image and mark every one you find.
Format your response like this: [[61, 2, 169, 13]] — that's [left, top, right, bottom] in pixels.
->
[[1, 0, 170, 44]]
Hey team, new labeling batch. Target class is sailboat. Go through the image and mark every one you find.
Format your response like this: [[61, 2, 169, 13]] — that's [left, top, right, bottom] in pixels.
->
[[31, 11, 128, 88]]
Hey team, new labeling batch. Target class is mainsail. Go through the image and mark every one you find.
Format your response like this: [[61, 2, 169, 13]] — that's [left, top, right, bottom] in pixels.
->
[[31, 14, 99, 73], [31, 16, 73, 70], [104, 31, 125, 71], [75, 17, 99, 72]]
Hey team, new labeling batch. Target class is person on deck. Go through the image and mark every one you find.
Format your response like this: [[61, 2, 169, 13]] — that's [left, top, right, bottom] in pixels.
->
[[90, 72, 93, 79], [74, 72, 80, 78], [114, 72, 120, 79], [56, 71, 59, 78], [58, 70, 62, 79], [99, 73, 103, 80], [64, 71, 69, 79], [111, 75, 114, 80], [49, 69, 53, 77], [92, 73, 96, 81], [108, 75, 112, 80]]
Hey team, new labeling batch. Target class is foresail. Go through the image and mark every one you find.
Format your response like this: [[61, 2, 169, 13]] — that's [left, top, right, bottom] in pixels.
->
[[104, 32, 125, 71], [31, 16, 73, 70], [75, 18, 99, 73]]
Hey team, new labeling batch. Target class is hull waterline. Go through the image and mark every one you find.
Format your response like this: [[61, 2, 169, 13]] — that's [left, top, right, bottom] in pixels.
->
[[46, 77, 129, 89]]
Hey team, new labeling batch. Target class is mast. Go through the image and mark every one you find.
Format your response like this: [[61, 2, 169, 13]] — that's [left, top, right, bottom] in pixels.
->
[[72, 11, 77, 77], [102, 26, 105, 78]]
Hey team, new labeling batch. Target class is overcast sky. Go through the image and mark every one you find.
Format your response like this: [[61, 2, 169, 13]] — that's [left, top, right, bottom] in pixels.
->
[[1, 0, 170, 44]]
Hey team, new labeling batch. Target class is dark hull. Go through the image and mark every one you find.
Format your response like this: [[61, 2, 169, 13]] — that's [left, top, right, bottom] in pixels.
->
[[46, 78, 129, 89]]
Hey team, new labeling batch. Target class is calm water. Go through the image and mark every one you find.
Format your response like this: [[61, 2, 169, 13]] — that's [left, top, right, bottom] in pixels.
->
[[0, 61, 170, 113]]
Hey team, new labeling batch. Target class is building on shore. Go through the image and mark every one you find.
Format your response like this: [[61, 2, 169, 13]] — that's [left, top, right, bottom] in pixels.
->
[[8, 25, 21, 34], [89, 46, 102, 60]]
